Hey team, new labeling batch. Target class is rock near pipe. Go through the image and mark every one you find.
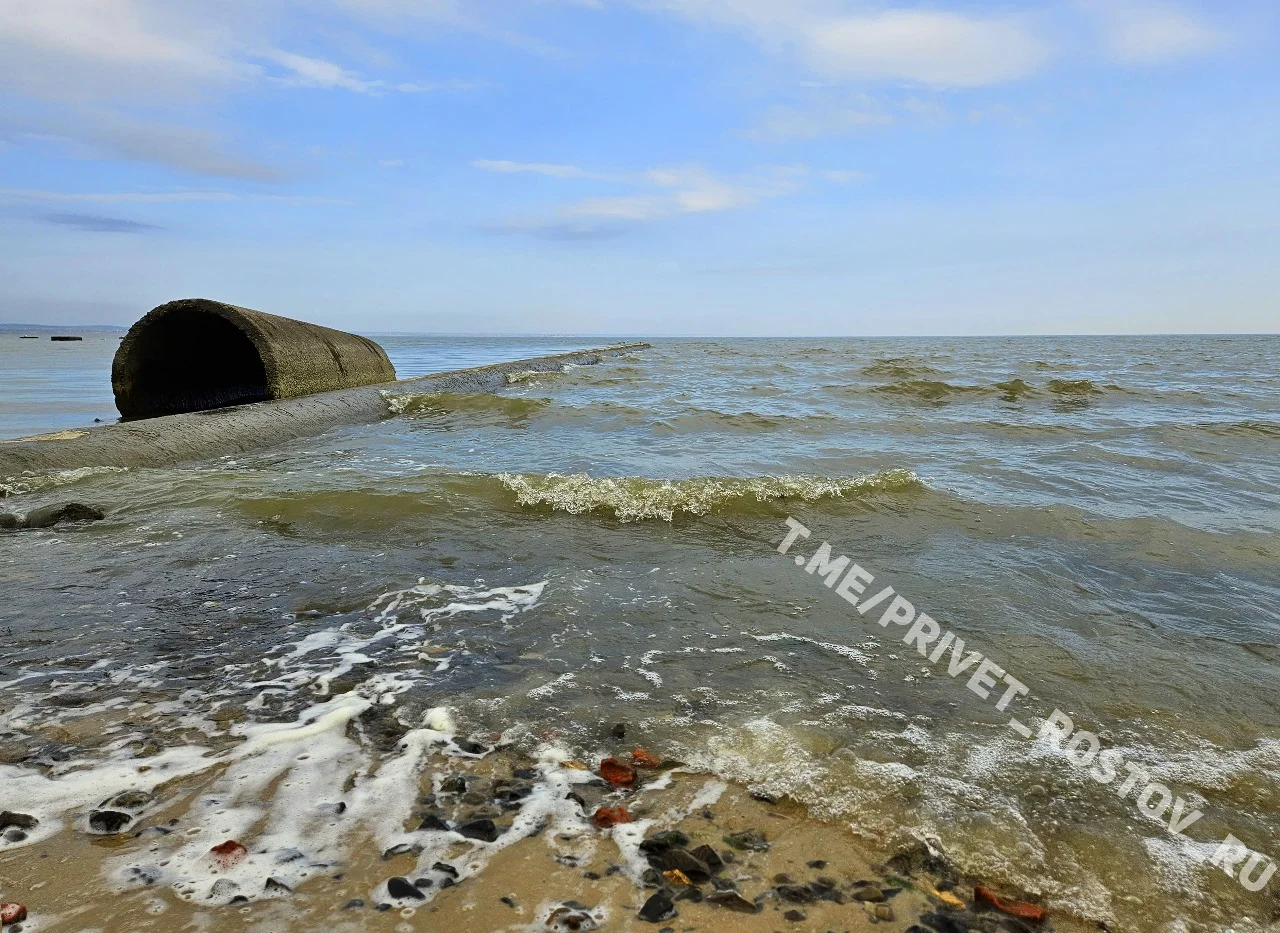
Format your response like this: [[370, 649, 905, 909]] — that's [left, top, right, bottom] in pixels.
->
[[112, 299, 398, 419]]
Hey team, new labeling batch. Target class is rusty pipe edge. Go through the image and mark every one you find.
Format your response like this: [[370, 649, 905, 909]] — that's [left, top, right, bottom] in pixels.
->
[[0, 343, 650, 477]]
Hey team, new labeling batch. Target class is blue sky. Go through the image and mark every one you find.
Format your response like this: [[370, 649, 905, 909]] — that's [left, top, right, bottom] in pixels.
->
[[0, 0, 1276, 335]]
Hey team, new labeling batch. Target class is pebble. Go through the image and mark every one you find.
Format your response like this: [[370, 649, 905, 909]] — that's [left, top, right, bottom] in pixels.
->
[[722, 829, 769, 851], [689, 844, 724, 872], [457, 818, 500, 842], [418, 814, 450, 832], [610, 723, 627, 739], [0, 813, 37, 832], [974, 885, 1048, 923], [705, 891, 760, 914], [209, 879, 239, 899], [387, 877, 426, 901], [599, 758, 635, 787], [639, 830, 689, 854], [439, 775, 467, 794], [874, 905, 896, 921], [343, 899, 365, 909], [209, 840, 248, 869], [1, 904, 27, 926], [87, 809, 133, 834], [383, 842, 424, 860], [591, 806, 633, 829], [852, 884, 887, 903], [631, 748, 662, 769], [545, 902, 601, 931], [653, 847, 711, 883], [110, 789, 154, 810], [263, 877, 292, 895], [638, 891, 676, 924], [21, 503, 105, 529], [784, 908, 806, 922]]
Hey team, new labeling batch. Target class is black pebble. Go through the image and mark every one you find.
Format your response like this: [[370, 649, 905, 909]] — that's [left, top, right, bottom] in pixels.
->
[[457, 818, 500, 842], [418, 814, 450, 831], [88, 810, 133, 834], [0, 812, 38, 831], [433, 861, 460, 878], [501, 895, 517, 908], [638, 890, 676, 923], [387, 876, 426, 900], [611, 723, 627, 739], [807, 859, 827, 869], [344, 899, 364, 909], [784, 909, 807, 922]]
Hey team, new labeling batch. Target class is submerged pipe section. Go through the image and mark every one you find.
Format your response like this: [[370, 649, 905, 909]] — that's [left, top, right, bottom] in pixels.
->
[[112, 299, 397, 418], [1, 299, 648, 476]]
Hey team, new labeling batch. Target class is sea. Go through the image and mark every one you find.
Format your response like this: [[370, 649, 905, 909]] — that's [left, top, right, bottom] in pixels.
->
[[1, 331, 1278, 931]]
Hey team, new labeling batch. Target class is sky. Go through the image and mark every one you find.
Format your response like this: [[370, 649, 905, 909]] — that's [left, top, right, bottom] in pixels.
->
[[0, 0, 1277, 335]]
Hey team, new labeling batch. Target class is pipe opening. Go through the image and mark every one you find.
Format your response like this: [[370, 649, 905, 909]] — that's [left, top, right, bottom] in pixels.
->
[[115, 307, 270, 418]]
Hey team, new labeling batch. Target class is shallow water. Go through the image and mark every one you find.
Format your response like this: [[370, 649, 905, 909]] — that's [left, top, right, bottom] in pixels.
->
[[2, 335, 1279, 931]]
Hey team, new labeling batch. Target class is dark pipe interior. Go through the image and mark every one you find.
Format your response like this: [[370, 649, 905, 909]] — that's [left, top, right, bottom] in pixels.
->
[[119, 309, 269, 418]]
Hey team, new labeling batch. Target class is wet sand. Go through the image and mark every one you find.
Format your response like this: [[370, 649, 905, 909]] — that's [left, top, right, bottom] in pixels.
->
[[0, 743, 1088, 933]]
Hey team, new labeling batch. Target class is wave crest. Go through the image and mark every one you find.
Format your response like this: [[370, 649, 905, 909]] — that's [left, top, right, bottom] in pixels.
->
[[382, 390, 550, 420], [496, 470, 926, 522]]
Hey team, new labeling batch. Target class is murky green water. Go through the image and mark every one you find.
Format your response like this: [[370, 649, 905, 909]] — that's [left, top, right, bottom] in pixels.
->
[[2, 335, 1278, 931]]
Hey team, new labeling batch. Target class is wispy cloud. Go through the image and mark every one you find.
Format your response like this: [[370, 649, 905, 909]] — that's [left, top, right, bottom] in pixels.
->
[[481, 161, 839, 239], [1, 108, 287, 182], [265, 50, 483, 94], [0, 188, 346, 205], [1079, 0, 1222, 64], [747, 99, 893, 143], [472, 159, 604, 179], [40, 212, 164, 233]]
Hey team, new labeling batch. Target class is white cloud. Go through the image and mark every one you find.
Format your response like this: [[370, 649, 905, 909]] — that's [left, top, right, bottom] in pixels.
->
[[472, 159, 600, 178], [0, 0, 252, 101], [561, 165, 800, 221], [626, 1, 1049, 87], [0, 0, 478, 104], [1081, 1, 1222, 64], [266, 50, 481, 94], [804, 10, 1048, 86]]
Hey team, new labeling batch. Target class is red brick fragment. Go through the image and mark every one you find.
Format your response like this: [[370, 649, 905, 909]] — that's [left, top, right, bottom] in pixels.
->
[[591, 805, 634, 829], [974, 886, 1047, 923], [631, 747, 662, 769], [599, 757, 635, 786], [1, 903, 28, 925], [210, 839, 248, 869]]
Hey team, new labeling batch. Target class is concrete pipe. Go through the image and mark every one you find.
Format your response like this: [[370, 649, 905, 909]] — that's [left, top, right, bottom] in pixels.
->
[[112, 299, 397, 419]]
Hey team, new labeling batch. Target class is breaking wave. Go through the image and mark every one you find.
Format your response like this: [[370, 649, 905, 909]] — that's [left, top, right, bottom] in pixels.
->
[[496, 470, 927, 522], [382, 390, 551, 421]]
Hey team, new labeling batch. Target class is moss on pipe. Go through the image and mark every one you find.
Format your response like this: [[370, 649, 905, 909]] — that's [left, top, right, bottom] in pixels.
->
[[112, 299, 397, 419]]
